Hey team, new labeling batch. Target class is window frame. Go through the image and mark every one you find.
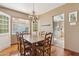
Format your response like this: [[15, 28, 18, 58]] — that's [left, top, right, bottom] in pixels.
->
[[0, 12, 10, 35]]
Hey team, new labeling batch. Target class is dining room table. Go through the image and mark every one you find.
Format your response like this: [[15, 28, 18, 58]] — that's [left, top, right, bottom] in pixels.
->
[[23, 34, 45, 56]]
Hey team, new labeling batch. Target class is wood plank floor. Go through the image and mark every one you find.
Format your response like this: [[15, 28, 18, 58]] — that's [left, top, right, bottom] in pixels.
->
[[0, 44, 78, 56], [0, 45, 18, 56]]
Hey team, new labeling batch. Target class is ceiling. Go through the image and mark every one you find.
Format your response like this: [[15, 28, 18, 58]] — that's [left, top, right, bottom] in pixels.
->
[[0, 3, 65, 15]]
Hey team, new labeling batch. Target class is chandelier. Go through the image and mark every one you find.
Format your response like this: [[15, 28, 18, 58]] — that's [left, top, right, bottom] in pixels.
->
[[29, 3, 38, 21]]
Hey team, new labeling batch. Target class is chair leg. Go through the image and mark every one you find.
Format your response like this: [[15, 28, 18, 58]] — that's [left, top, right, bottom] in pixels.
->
[[49, 48, 51, 56], [24, 49, 26, 56], [43, 51, 44, 56]]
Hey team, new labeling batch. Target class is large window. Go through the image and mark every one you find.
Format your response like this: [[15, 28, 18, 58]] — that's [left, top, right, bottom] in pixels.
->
[[0, 15, 9, 33], [12, 18, 30, 34]]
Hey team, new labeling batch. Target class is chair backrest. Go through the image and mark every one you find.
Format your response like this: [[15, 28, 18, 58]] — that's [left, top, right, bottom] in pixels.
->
[[16, 32, 23, 46], [18, 32, 25, 55], [16, 32, 20, 41], [16, 32, 23, 40], [19, 32, 25, 46], [44, 32, 52, 47]]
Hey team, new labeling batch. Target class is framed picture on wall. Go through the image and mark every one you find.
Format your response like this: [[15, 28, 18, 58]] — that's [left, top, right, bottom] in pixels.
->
[[69, 11, 77, 25]]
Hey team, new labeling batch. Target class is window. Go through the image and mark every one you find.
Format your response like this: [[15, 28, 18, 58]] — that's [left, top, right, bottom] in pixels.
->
[[0, 15, 9, 33], [12, 18, 30, 34], [33, 20, 38, 32]]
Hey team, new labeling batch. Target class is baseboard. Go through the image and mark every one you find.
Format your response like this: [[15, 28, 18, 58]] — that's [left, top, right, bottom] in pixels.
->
[[64, 48, 79, 56], [11, 43, 18, 45]]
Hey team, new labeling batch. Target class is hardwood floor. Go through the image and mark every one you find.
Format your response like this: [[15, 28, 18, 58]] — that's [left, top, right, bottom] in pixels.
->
[[0, 45, 18, 56], [0, 44, 79, 56], [64, 49, 79, 56]]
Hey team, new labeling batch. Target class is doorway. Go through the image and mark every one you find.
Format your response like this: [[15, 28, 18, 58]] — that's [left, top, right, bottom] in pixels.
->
[[53, 14, 64, 48]]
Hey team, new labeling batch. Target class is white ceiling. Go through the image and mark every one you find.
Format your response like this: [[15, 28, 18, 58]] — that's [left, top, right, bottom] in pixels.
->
[[0, 3, 65, 15]]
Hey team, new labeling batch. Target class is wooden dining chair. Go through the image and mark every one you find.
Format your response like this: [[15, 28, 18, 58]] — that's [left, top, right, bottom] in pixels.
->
[[36, 32, 52, 56], [19, 32, 32, 56], [16, 32, 21, 54]]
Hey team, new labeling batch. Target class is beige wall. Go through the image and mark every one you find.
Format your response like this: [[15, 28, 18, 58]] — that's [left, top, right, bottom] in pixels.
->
[[11, 35, 17, 44], [0, 6, 29, 19], [39, 3, 79, 52]]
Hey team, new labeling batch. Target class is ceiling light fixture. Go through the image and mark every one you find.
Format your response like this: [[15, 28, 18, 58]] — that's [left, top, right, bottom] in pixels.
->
[[29, 3, 38, 21]]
